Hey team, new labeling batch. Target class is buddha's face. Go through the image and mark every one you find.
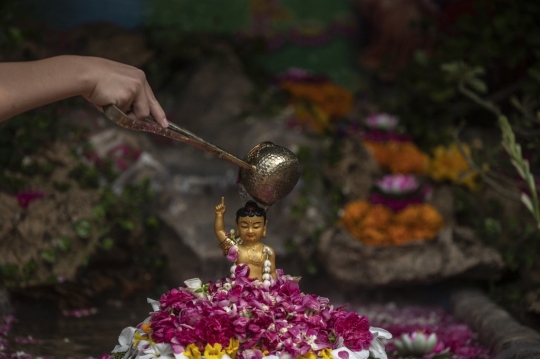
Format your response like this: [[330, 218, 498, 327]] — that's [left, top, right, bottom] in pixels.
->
[[236, 216, 267, 244]]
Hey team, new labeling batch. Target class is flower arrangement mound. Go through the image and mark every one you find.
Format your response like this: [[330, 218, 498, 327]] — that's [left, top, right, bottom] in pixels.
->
[[335, 113, 484, 247], [110, 266, 391, 359]]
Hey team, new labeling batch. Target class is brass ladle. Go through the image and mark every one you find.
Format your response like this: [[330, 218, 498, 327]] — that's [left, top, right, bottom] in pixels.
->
[[103, 105, 300, 207]]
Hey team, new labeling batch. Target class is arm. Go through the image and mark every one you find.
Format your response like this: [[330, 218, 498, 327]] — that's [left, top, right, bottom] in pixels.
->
[[214, 197, 227, 243], [0, 55, 167, 126]]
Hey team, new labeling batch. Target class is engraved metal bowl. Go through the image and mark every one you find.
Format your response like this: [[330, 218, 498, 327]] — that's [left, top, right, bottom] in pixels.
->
[[238, 142, 300, 207]]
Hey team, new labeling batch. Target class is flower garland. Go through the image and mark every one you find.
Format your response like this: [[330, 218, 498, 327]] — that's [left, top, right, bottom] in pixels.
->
[[278, 71, 354, 134], [363, 141, 429, 175], [341, 199, 444, 246], [110, 267, 391, 359]]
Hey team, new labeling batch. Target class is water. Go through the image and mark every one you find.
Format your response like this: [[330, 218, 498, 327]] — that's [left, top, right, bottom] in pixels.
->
[[9, 292, 159, 358]]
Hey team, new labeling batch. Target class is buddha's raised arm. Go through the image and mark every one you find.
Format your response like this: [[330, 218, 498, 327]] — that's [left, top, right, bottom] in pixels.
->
[[214, 197, 227, 243]]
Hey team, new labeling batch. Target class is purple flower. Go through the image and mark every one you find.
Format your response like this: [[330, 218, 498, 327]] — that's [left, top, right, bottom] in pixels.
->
[[333, 312, 373, 351], [276, 68, 329, 84], [14, 190, 45, 208], [368, 193, 424, 212], [227, 245, 239, 262], [363, 130, 411, 143]]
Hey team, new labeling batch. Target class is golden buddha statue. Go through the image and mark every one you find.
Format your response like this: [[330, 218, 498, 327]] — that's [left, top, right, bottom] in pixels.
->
[[214, 197, 277, 282]]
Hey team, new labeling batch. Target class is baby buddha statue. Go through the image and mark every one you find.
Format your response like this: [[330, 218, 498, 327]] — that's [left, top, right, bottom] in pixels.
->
[[108, 197, 391, 359], [214, 197, 277, 283]]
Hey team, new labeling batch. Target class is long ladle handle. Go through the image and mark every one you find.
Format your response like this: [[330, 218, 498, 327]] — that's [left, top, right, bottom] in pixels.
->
[[103, 104, 255, 171]]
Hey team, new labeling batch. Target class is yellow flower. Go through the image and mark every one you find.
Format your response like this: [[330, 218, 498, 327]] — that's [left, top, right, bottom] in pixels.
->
[[133, 331, 154, 347], [428, 144, 478, 190], [319, 348, 333, 359], [296, 351, 316, 359], [204, 343, 225, 359], [185, 344, 202, 359], [225, 338, 239, 359]]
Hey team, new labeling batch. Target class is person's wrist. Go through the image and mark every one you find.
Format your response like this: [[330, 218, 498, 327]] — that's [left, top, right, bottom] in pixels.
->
[[70, 55, 99, 99]]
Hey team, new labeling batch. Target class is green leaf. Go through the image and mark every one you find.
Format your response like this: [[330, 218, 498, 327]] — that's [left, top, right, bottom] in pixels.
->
[[119, 220, 134, 231], [41, 248, 56, 264], [100, 238, 114, 251], [55, 237, 72, 252], [467, 78, 488, 93], [92, 205, 106, 220], [74, 220, 92, 238]]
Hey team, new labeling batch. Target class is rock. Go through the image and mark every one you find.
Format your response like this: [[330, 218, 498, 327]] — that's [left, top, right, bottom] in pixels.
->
[[324, 138, 381, 200], [317, 225, 504, 287], [0, 142, 101, 288]]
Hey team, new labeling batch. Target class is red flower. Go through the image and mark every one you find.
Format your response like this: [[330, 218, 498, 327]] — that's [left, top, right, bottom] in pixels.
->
[[333, 312, 373, 351]]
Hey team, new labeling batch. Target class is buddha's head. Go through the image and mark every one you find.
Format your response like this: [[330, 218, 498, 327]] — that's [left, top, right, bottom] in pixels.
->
[[235, 201, 267, 244]]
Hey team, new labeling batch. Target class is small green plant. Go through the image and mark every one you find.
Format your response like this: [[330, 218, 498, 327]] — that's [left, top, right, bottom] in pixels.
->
[[442, 61, 540, 229]]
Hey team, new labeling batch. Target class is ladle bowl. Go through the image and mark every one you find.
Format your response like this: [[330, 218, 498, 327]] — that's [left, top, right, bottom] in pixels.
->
[[103, 105, 300, 206], [239, 142, 300, 207]]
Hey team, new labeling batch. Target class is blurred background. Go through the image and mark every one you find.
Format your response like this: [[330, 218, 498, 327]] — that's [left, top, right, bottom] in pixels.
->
[[1, 0, 540, 357]]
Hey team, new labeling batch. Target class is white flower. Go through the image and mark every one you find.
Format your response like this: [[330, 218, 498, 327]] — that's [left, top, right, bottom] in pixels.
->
[[138, 343, 175, 359], [184, 278, 202, 290], [112, 326, 136, 353], [393, 332, 437, 356], [365, 113, 398, 130], [184, 278, 206, 298], [331, 347, 369, 359], [147, 298, 160, 311], [369, 327, 392, 359]]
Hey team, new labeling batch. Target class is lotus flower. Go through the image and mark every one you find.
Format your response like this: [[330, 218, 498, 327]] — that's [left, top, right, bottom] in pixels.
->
[[365, 114, 398, 130], [375, 174, 420, 195], [393, 332, 438, 356]]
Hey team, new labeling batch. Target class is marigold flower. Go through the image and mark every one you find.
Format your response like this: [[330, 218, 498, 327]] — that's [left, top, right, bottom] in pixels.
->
[[364, 141, 428, 174], [419, 205, 444, 230], [341, 201, 444, 246], [387, 225, 410, 244], [342, 200, 371, 223], [360, 228, 389, 246], [280, 80, 353, 118]]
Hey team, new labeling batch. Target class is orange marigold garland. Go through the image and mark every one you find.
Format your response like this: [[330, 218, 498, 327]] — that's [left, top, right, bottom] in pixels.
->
[[341, 200, 444, 246], [363, 141, 429, 174], [280, 81, 354, 118]]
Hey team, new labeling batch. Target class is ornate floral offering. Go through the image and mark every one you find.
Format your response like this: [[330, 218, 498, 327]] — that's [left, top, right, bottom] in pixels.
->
[[108, 199, 391, 359]]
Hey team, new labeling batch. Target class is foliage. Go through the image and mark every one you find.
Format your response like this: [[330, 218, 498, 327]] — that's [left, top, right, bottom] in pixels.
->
[[0, 108, 165, 291], [374, 1, 540, 150]]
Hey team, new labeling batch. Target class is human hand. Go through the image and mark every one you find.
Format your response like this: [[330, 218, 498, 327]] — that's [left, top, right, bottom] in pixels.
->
[[81, 57, 168, 127], [215, 197, 226, 215]]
